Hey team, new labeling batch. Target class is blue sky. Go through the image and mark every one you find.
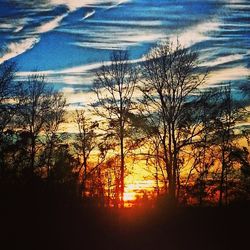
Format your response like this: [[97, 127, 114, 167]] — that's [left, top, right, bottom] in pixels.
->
[[0, 0, 249, 106]]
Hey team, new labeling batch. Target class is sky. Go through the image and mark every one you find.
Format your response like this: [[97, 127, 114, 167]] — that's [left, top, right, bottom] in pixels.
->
[[0, 0, 249, 107]]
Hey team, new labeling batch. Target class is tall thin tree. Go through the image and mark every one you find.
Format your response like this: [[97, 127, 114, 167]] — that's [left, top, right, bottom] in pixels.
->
[[139, 41, 206, 203], [92, 51, 138, 206]]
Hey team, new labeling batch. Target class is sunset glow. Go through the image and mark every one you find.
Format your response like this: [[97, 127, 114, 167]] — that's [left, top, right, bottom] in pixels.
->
[[123, 180, 156, 206], [1, 1, 249, 249], [123, 192, 137, 202]]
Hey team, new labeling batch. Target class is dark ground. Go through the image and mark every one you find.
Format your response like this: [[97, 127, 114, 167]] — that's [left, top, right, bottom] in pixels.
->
[[1, 186, 249, 250]]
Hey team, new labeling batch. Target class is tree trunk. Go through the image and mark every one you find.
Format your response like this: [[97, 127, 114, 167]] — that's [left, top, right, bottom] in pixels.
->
[[79, 156, 87, 198], [30, 135, 36, 178], [120, 127, 125, 208], [46, 140, 53, 180], [219, 148, 225, 206], [0, 146, 5, 178], [155, 164, 160, 197]]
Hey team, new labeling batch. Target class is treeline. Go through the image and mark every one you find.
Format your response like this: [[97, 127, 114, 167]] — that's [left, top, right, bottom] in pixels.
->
[[0, 42, 249, 207]]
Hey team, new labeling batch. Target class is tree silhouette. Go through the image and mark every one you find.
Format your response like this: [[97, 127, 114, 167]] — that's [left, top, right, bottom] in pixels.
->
[[92, 51, 138, 207], [17, 74, 66, 180], [74, 110, 108, 197], [139, 41, 206, 203], [0, 62, 20, 178], [41, 92, 66, 180]]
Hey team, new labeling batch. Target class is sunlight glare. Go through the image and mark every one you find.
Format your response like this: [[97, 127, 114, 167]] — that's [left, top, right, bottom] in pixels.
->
[[124, 180, 155, 203]]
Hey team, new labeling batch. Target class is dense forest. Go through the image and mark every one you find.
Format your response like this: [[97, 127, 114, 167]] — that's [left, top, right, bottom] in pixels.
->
[[1, 42, 250, 249]]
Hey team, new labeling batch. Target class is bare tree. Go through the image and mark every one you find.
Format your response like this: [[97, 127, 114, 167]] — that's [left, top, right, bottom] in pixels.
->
[[239, 77, 250, 146], [211, 84, 244, 206], [130, 114, 168, 195], [0, 62, 18, 133], [0, 62, 20, 178], [74, 110, 99, 196], [239, 77, 250, 99], [182, 89, 221, 205], [18, 74, 64, 178], [139, 41, 206, 203], [42, 92, 66, 179], [92, 50, 138, 207]]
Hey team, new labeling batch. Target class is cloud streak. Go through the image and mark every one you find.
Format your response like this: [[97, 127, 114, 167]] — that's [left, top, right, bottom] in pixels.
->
[[169, 21, 221, 48], [0, 37, 40, 64], [0, 12, 67, 64], [35, 13, 69, 34], [0, 0, 129, 64], [82, 10, 96, 20], [49, 0, 130, 11]]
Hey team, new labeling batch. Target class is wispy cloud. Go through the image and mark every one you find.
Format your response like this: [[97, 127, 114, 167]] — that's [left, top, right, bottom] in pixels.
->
[[224, 0, 250, 11], [169, 21, 221, 48], [0, 17, 28, 33], [200, 54, 244, 67], [207, 66, 250, 85], [0, 23, 16, 30], [82, 10, 96, 20], [0, 12, 68, 64], [35, 13, 69, 34], [0, 37, 40, 64], [86, 20, 163, 27], [0, 0, 129, 64], [49, 0, 130, 11], [63, 25, 166, 51]]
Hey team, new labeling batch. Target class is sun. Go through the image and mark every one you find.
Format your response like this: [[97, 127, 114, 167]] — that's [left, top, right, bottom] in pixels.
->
[[123, 191, 137, 202], [123, 180, 156, 204]]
